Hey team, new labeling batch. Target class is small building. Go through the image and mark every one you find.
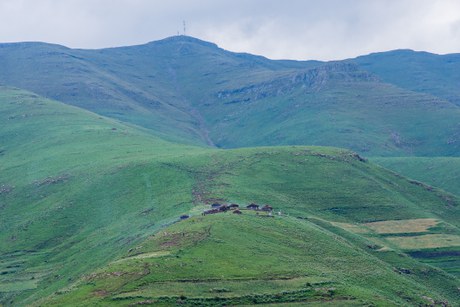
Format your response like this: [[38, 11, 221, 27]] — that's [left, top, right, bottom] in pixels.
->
[[180, 214, 190, 220], [229, 204, 239, 209], [203, 209, 220, 215], [218, 205, 229, 212], [233, 209, 242, 214], [261, 205, 273, 212], [211, 203, 221, 208], [246, 203, 259, 210]]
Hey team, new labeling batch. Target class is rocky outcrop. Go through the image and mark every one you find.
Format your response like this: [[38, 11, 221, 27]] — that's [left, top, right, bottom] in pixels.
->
[[216, 62, 378, 104]]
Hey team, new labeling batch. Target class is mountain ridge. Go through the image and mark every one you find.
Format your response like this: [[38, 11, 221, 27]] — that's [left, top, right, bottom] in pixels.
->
[[0, 36, 459, 156], [3, 36, 459, 61]]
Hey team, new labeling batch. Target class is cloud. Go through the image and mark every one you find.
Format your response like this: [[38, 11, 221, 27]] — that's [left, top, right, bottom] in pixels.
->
[[0, 0, 459, 60]]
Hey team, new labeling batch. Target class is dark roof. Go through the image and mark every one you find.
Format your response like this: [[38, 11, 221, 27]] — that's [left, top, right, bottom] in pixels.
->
[[204, 209, 220, 214]]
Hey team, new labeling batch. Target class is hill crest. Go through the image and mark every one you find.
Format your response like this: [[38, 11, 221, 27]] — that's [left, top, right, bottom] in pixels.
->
[[0, 36, 459, 156]]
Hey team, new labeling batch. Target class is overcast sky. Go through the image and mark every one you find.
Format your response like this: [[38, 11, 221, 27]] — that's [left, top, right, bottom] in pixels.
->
[[0, 0, 459, 60]]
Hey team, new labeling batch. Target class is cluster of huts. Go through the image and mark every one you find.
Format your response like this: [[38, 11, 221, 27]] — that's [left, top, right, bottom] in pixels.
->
[[203, 203, 273, 215], [179, 202, 275, 221]]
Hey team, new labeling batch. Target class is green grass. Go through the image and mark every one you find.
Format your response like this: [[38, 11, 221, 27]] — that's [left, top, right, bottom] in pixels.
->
[[373, 157, 460, 197], [353, 49, 460, 106], [193, 70, 460, 156], [0, 37, 314, 148], [0, 87, 208, 305], [1, 37, 460, 156], [42, 214, 459, 306], [1, 87, 459, 305], [408, 247, 460, 277], [180, 147, 460, 225]]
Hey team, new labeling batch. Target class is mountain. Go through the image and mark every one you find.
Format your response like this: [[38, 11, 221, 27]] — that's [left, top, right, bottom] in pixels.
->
[[0, 37, 320, 147], [1, 87, 459, 305], [352, 49, 460, 106], [0, 37, 459, 156]]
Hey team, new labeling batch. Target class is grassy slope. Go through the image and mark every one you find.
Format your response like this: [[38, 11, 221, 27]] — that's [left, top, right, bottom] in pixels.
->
[[43, 214, 459, 306], [0, 87, 209, 305], [0, 37, 315, 148], [30, 145, 460, 305], [92, 41, 460, 156], [372, 157, 460, 197], [1, 87, 459, 305], [187, 68, 460, 156], [187, 148, 459, 226], [0, 42, 207, 146], [353, 49, 460, 106], [1, 37, 460, 156]]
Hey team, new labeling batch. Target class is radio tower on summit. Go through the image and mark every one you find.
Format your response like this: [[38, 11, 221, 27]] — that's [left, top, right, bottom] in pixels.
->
[[183, 20, 186, 36]]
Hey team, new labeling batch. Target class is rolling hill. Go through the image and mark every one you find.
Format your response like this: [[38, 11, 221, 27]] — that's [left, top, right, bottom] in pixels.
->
[[42, 213, 459, 306], [352, 49, 460, 106], [373, 157, 460, 197], [0, 36, 459, 156], [0, 86, 207, 305], [1, 87, 459, 305], [0, 37, 319, 147]]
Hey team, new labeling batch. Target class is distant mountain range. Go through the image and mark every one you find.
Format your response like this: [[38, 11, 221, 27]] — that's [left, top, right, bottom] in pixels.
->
[[0, 36, 459, 156]]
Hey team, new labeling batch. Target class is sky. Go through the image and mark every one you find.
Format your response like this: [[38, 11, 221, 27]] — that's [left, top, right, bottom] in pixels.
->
[[0, 0, 459, 60]]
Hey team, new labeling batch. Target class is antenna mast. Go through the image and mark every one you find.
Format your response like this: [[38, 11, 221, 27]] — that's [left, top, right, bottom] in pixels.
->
[[183, 20, 186, 36]]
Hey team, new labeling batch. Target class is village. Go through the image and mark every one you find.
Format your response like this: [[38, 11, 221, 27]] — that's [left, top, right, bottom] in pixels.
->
[[180, 202, 277, 220]]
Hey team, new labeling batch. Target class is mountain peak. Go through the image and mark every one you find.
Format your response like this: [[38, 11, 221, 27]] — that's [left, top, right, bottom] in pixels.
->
[[147, 35, 218, 49]]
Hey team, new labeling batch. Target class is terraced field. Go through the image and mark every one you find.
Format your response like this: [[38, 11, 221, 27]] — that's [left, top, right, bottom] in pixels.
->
[[330, 218, 460, 278]]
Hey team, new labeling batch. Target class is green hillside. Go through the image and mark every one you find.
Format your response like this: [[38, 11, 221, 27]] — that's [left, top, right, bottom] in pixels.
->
[[192, 63, 460, 156], [42, 214, 459, 306], [1, 87, 459, 305], [373, 157, 460, 197], [0, 41, 208, 146], [0, 87, 207, 305], [353, 50, 460, 106], [0, 37, 318, 147], [1, 37, 459, 156]]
